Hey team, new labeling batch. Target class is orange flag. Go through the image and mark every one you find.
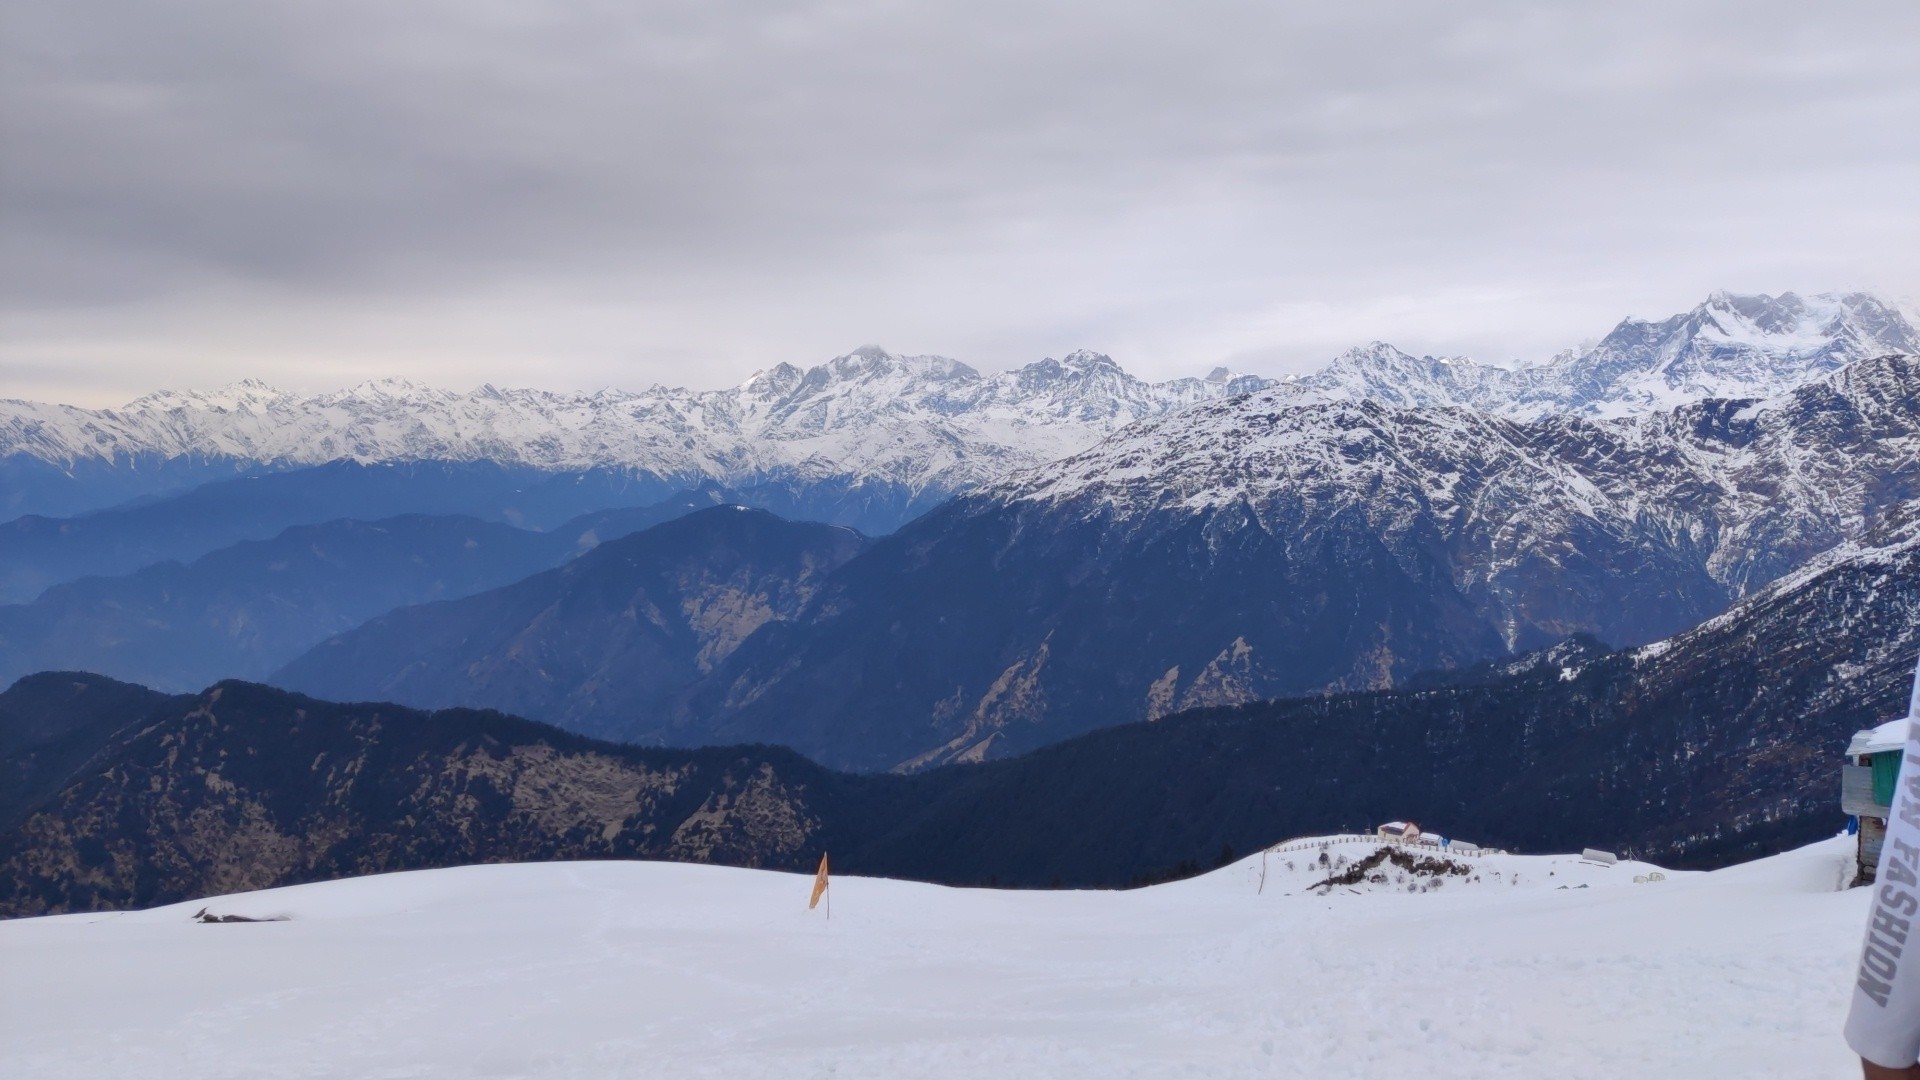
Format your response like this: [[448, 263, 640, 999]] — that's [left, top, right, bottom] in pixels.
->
[[808, 853, 830, 910]]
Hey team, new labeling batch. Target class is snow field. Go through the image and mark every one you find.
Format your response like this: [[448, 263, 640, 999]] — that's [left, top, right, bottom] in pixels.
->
[[0, 837, 1871, 1079]]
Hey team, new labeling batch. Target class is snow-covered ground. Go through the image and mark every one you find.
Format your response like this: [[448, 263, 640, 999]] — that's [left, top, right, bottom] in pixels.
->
[[0, 836, 1871, 1078]]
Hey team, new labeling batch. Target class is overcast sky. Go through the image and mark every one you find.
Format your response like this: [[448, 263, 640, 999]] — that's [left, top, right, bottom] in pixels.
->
[[4, 1, 1918, 406]]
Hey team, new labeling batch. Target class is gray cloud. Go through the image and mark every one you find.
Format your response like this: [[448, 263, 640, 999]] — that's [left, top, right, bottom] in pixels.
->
[[4, 0, 1918, 404]]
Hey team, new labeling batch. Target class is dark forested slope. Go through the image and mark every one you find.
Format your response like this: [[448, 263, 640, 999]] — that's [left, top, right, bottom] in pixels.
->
[[5, 512, 1914, 916]]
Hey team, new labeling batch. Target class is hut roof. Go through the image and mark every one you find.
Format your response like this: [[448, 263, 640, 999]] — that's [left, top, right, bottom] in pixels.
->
[[1849, 718, 1913, 758]]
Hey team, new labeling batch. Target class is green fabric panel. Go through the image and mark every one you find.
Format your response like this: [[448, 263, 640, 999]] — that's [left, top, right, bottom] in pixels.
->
[[1874, 751, 1904, 807]]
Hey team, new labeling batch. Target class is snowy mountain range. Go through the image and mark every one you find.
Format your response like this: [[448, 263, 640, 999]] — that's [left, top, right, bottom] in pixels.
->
[[268, 351, 1920, 771], [659, 352, 1920, 770], [1288, 291, 1918, 418], [1002, 348, 1920, 598], [0, 348, 1268, 515], [2, 288, 1916, 773], [3, 292, 1912, 528]]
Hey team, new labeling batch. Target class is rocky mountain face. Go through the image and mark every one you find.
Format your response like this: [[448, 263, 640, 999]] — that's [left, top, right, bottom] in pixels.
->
[[864, 508, 1920, 887], [655, 352, 1920, 770], [6, 512, 1914, 915], [273, 508, 868, 740]]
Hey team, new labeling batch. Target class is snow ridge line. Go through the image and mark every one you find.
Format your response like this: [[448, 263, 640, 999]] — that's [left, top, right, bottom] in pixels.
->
[[1261, 834, 1510, 859]]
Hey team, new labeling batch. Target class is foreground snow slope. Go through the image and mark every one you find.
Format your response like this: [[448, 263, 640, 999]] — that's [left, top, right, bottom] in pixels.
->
[[0, 837, 1868, 1079]]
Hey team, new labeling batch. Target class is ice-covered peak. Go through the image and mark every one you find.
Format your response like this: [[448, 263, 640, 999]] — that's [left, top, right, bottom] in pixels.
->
[[1522, 291, 1920, 419], [321, 376, 452, 406], [1009, 351, 1128, 389], [1694, 291, 1853, 344], [901, 354, 980, 381], [1285, 341, 1514, 412], [1334, 341, 1416, 365], [1059, 349, 1121, 372], [1327, 341, 1493, 373], [468, 383, 577, 406], [1010, 357, 1070, 385], [812, 347, 977, 386], [121, 378, 296, 413], [9, 294, 1911, 515], [822, 345, 898, 379], [741, 363, 806, 398], [1627, 291, 1918, 355]]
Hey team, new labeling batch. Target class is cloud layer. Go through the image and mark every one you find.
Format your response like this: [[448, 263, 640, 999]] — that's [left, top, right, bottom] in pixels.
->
[[5, 0, 1918, 403]]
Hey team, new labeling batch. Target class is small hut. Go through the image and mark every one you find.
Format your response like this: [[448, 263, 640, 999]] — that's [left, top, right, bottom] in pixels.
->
[[1844, 717, 1911, 884], [1376, 821, 1421, 844]]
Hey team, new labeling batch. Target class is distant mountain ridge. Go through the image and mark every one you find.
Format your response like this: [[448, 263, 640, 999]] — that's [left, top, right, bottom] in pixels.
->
[[274, 352, 1920, 771], [0, 486, 737, 685], [5, 292, 1911, 525], [0, 515, 568, 693], [0, 462, 733, 605], [0, 348, 1269, 525]]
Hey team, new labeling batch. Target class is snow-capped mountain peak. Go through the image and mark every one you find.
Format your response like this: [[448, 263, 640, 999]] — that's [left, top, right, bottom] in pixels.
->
[[1283, 341, 1515, 412], [1521, 290, 1920, 418], [1279, 291, 1920, 421], [1059, 349, 1121, 371], [3, 292, 1911, 523], [318, 376, 457, 407], [1006, 351, 1122, 388], [1694, 289, 1904, 343], [122, 378, 296, 414], [2, 348, 1270, 510], [812, 346, 979, 386], [740, 363, 806, 397]]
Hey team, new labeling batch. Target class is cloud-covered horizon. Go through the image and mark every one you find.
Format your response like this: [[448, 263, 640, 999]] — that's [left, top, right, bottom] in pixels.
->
[[5, 1, 1918, 406]]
